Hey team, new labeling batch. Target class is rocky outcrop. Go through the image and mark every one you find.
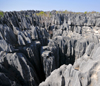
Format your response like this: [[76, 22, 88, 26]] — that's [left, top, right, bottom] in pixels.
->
[[39, 43, 100, 86], [0, 51, 39, 86], [0, 10, 100, 86], [39, 64, 81, 86]]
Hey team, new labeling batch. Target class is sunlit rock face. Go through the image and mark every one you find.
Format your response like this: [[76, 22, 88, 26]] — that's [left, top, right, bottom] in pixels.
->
[[0, 10, 100, 86]]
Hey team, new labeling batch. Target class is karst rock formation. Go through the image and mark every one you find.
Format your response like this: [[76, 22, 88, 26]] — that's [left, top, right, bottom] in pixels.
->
[[0, 10, 100, 86]]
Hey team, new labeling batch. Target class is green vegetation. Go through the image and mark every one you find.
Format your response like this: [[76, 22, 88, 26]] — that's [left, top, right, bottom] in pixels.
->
[[62, 10, 68, 13], [91, 11, 99, 14], [26, 15, 29, 17], [55, 10, 99, 14], [0, 11, 4, 19], [35, 11, 51, 18], [56, 11, 58, 14], [34, 10, 100, 18], [56, 10, 83, 14], [84, 11, 87, 14], [36, 11, 45, 16], [49, 12, 51, 15], [84, 11, 99, 14], [56, 11, 62, 14]]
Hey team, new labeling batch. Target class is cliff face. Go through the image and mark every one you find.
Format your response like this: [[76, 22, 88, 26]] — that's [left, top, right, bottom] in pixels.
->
[[0, 10, 100, 86]]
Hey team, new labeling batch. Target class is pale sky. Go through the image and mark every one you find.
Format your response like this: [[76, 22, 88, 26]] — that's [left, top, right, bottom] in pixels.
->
[[0, 0, 100, 12]]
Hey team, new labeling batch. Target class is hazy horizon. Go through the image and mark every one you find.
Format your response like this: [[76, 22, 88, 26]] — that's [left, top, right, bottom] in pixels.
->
[[0, 0, 100, 12]]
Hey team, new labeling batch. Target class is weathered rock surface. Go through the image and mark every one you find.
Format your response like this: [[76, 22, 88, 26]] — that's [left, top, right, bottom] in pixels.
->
[[40, 43, 100, 86], [0, 10, 100, 86]]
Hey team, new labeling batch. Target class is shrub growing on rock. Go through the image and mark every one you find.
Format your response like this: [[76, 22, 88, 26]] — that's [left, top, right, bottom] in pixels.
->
[[0, 11, 4, 19]]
